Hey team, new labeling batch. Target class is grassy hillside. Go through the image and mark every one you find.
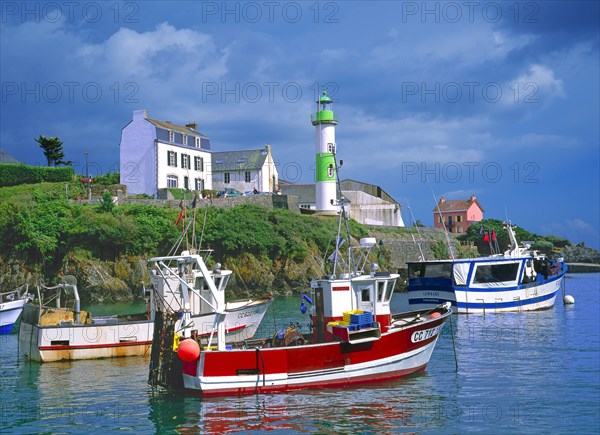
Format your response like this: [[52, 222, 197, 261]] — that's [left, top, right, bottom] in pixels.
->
[[0, 182, 370, 301]]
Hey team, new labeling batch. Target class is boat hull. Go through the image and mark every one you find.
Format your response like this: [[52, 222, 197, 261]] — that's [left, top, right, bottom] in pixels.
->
[[180, 312, 449, 396], [0, 298, 27, 334], [408, 269, 566, 314], [19, 298, 271, 362]]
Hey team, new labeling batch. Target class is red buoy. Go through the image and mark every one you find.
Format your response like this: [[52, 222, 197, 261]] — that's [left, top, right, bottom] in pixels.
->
[[177, 338, 200, 362], [430, 312, 441, 319]]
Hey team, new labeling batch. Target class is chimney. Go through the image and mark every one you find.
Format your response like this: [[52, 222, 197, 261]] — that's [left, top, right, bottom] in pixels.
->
[[439, 196, 445, 204], [186, 122, 198, 131], [470, 195, 476, 202], [133, 109, 148, 120]]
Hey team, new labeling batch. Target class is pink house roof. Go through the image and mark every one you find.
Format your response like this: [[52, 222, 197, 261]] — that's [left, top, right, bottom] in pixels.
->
[[433, 196, 485, 213]]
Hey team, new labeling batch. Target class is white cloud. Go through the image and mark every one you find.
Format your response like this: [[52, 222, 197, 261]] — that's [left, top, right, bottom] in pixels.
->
[[338, 112, 489, 170], [500, 64, 565, 106], [77, 22, 228, 82]]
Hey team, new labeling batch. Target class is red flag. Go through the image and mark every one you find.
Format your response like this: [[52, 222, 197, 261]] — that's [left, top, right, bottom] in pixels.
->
[[491, 229, 497, 241], [175, 210, 185, 226], [483, 233, 490, 242]]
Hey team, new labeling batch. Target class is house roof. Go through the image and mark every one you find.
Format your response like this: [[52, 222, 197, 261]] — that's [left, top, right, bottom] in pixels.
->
[[280, 179, 401, 207], [211, 148, 269, 172], [0, 149, 23, 164], [340, 179, 400, 206], [433, 197, 485, 213], [146, 118, 209, 139], [279, 184, 316, 203]]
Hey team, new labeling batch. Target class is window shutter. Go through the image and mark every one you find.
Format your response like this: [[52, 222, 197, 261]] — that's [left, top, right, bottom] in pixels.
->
[[174, 152, 178, 167]]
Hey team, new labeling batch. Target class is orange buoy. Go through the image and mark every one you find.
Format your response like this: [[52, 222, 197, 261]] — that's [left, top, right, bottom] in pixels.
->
[[177, 338, 200, 362], [430, 312, 441, 319]]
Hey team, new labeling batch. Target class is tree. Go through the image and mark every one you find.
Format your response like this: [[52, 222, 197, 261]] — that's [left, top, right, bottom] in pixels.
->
[[35, 135, 71, 166]]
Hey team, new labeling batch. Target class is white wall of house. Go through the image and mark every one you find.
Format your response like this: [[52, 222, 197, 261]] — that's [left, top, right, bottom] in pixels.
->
[[211, 146, 279, 193], [212, 169, 258, 193], [120, 110, 157, 195], [157, 142, 212, 192], [260, 150, 278, 192]]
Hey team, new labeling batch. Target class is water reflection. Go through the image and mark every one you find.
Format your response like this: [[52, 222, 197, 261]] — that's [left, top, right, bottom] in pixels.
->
[[144, 372, 453, 434]]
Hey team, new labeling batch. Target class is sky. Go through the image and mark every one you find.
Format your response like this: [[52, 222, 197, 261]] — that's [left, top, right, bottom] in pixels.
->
[[1, 1, 599, 248]]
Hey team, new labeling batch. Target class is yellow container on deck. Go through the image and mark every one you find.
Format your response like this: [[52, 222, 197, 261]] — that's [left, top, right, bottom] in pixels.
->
[[343, 310, 364, 323]]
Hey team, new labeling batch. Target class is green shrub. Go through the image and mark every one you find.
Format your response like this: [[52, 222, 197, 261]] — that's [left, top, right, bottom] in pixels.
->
[[0, 164, 73, 186]]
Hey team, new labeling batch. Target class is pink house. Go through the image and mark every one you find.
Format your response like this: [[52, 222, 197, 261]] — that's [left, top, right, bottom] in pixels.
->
[[433, 195, 484, 234]]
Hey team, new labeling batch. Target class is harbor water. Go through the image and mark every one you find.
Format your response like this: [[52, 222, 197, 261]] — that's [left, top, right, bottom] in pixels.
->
[[1, 273, 598, 434]]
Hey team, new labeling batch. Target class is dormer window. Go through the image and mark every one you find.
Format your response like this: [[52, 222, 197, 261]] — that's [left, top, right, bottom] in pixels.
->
[[183, 134, 188, 146], [169, 131, 174, 142], [195, 137, 200, 148]]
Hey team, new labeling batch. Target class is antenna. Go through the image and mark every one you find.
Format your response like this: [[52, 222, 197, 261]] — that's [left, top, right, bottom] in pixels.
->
[[431, 190, 455, 260]]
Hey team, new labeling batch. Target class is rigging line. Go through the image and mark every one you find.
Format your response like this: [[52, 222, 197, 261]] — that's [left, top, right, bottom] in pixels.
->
[[407, 202, 426, 260], [431, 190, 456, 260], [199, 205, 209, 251], [332, 151, 354, 275]]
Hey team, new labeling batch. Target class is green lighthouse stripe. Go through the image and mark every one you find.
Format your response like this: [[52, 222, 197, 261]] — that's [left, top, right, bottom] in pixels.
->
[[316, 153, 336, 182]]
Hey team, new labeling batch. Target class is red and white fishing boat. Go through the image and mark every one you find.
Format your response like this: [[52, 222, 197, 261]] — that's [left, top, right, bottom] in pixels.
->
[[148, 166, 451, 396]]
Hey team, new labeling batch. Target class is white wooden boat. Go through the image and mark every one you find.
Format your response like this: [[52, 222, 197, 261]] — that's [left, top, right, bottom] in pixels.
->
[[19, 263, 271, 362]]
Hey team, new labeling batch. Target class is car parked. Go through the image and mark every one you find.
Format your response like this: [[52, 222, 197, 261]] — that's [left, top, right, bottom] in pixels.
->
[[216, 188, 245, 198]]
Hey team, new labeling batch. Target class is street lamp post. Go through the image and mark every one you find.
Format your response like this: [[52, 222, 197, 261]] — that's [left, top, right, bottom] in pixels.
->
[[84, 151, 90, 200]]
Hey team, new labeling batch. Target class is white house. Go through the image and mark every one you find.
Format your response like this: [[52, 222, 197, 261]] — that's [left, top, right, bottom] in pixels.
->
[[119, 110, 212, 196], [211, 145, 279, 193]]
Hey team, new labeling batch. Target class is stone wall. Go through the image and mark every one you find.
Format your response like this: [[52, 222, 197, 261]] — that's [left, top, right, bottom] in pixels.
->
[[119, 194, 300, 212]]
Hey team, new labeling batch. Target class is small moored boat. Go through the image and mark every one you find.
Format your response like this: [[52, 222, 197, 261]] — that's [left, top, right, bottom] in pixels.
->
[[407, 223, 568, 313], [19, 263, 272, 362], [0, 287, 31, 334]]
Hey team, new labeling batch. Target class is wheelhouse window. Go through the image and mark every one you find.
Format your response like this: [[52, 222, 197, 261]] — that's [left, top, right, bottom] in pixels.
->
[[408, 263, 453, 279], [167, 175, 178, 188], [473, 263, 519, 284], [361, 288, 371, 302], [377, 281, 386, 302]]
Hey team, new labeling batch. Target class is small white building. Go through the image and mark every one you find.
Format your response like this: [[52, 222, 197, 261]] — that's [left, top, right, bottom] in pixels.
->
[[119, 110, 212, 196], [211, 145, 279, 193], [279, 179, 404, 227]]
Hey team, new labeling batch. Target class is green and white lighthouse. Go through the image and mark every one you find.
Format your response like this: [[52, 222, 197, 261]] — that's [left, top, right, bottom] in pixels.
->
[[312, 90, 338, 213]]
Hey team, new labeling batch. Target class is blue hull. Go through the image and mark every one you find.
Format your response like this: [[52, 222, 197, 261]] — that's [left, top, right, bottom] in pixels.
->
[[0, 323, 15, 334]]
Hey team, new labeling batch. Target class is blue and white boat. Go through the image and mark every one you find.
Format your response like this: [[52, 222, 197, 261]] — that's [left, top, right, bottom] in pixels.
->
[[0, 287, 30, 334], [407, 223, 568, 313]]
